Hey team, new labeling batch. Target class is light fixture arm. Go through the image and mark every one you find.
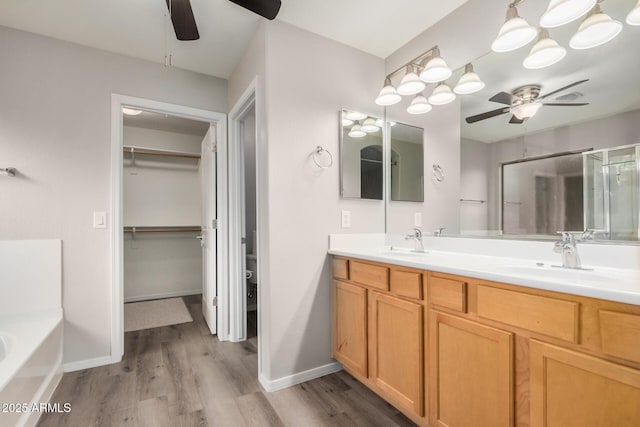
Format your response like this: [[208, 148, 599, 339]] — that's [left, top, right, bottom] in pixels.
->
[[383, 45, 440, 82]]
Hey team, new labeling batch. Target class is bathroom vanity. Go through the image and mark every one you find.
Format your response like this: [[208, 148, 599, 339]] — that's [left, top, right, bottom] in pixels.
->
[[330, 248, 640, 427]]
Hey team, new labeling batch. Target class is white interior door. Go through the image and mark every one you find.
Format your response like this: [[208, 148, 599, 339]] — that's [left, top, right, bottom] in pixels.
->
[[200, 127, 217, 334]]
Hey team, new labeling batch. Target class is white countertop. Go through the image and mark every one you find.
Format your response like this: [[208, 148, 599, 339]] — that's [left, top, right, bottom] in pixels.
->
[[329, 247, 640, 306]]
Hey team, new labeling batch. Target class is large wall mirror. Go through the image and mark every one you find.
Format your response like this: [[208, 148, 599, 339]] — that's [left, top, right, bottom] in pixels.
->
[[390, 122, 424, 202], [340, 109, 384, 200], [459, 0, 640, 242]]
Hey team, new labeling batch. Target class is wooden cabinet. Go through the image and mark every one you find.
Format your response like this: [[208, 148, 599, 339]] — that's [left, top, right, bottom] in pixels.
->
[[530, 340, 640, 427], [332, 280, 368, 377], [369, 291, 424, 417], [429, 310, 514, 427]]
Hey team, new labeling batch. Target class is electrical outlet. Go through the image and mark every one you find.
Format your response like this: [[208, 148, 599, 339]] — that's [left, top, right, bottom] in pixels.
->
[[341, 210, 351, 228], [414, 212, 422, 228]]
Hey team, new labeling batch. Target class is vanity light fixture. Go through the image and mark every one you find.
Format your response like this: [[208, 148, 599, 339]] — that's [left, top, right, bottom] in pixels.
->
[[512, 101, 542, 120], [523, 29, 567, 69], [428, 83, 457, 106], [348, 123, 366, 138], [540, 0, 597, 28], [419, 47, 452, 83], [453, 63, 486, 95], [627, 0, 640, 25], [342, 118, 354, 127], [569, 4, 622, 50], [361, 118, 380, 133], [492, 1, 538, 52], [397, 65, 426, 96], [375, 78, 402, 106], [407, 94, 433, 115], [345, 111, 367, 121], [122, 108, 143, 116]]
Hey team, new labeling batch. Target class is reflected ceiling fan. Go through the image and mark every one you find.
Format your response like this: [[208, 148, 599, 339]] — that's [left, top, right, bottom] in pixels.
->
[[166, 0, 282, 41], [465, 79, 590, 125]]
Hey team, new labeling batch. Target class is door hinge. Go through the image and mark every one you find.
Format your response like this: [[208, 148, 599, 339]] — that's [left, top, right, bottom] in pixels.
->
[[212, 219, 218, 229], [212, 296, 218, 306], [241, 237, 246, 244], [211, 144, 217, 153]]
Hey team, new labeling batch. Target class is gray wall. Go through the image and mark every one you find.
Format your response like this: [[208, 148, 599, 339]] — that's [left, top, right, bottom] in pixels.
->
[[0, 26, 227, 366], [460, 138, 491, 232], [229, 20, 385, 383]]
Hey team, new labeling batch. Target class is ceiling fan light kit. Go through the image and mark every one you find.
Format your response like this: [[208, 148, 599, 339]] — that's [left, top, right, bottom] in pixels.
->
[[512, 101, 543, 120], [628, 0, 640, 25], [569, 5, 623, 49], [491, 4, 538, 52], [540, 0, 597, 27], [523, 29, 567, 69], [407, 95, 433, 115], [454, 63, 486, 94]]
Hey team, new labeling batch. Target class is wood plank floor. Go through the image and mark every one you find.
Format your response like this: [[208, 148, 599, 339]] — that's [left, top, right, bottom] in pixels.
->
[[39, 295, 416, 427]]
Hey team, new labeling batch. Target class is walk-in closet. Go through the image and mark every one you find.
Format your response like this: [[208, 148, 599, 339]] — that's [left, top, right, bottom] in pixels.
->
[[121, 108, 212, 332]]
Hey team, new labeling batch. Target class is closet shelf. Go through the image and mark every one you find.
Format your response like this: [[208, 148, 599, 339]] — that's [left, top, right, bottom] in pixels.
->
[[123, 145, 201, 159], [124, 226, 201, 233]]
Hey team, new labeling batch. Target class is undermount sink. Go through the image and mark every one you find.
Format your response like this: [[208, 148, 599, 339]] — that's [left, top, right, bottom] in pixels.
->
[[379, 247, 428, 257]]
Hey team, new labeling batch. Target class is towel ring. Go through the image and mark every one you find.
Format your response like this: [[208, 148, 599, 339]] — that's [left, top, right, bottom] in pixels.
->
[[1, 167, 16, 177], [312, 146, 333, 169]]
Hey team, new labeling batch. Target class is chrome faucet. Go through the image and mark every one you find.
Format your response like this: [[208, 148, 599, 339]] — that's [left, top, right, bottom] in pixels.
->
[[434, 227, 446, 237], [553, 230, 593, 269], [405, 228, 425, 252]]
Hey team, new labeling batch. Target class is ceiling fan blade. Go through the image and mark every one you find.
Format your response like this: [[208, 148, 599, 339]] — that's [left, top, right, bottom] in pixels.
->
[[509, 115, 524, 124], [465, 107, 510, 124], [489, 92, 513, 105], [542, 103, 590, 107], [166, 0, 199, 41], [539, 79, 589, 100], [229, 0, 282, 20]]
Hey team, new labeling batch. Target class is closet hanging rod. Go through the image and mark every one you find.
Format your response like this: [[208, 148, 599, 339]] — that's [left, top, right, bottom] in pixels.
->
[[123, 226, 201, 233], [123, 145, 201, 159]]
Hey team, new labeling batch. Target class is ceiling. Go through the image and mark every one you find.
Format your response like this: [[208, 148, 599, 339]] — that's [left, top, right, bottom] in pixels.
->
[[0, 0, 469, 79], [458, 0, 640, 143], [124, 109, 210, 137]]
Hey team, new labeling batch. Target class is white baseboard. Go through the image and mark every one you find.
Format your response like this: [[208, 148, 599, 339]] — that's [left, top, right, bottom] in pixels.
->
[[124, 289, 201, 303], [259, 362, 343, 393], [63, 355, 114, 373]]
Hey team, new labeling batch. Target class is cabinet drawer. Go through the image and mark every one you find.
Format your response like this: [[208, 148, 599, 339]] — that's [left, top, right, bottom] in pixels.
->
[[477, 285, 579, 343], [599, 310, 640, 363], [351, 261, 389, 291], [332, 258, 349, 280], [390, 270, 423, 300], [430, 275, 466, 312]]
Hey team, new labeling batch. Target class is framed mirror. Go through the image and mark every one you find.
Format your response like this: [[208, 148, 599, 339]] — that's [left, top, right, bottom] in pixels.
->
[[340, 109, 384, 200], [458, 0, 640, 241], [390, 122, 424, 202]]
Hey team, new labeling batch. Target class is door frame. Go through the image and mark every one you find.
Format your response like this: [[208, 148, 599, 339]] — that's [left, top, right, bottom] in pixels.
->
[[228, 78, 259, 343], [110, 94, 228, 363]]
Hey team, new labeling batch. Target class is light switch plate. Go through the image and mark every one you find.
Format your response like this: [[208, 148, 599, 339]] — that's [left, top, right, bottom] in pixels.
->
[[341, 210, 351, 228], [93, 212, 107, 229], [414, 212, 422, 228]]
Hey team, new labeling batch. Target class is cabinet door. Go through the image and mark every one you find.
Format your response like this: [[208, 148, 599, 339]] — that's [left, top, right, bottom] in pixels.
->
[[429, 310, 513, 427], [369, 291, 424, 417], [530, 340, 640, 427], [333, 280, 368, 377]]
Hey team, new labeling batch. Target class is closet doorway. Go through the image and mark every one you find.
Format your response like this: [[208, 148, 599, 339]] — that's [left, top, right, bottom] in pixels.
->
[[110, 95, 228, 363]]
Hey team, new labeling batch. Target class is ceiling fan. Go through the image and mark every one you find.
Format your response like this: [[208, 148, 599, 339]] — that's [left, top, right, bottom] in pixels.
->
[[166, 0, 282, 41], [465, 79, 590, 125]]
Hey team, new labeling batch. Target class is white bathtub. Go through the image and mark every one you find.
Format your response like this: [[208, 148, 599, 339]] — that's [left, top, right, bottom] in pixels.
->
[[0, 310, 63, 427]]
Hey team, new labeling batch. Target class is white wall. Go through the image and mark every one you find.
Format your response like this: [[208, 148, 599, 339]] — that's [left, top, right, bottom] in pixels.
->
[[0, 26, 227, 366], [229, 21, 385, 383], [122, 126, 203, 302]]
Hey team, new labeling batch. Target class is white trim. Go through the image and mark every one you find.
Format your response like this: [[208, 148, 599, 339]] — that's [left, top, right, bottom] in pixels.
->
[[259, 362, 343, 393], [123, 290, 201, 303], [63, 355, 114, 373], [110, 94, 228, 362], [228, 78, 259, 344]]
